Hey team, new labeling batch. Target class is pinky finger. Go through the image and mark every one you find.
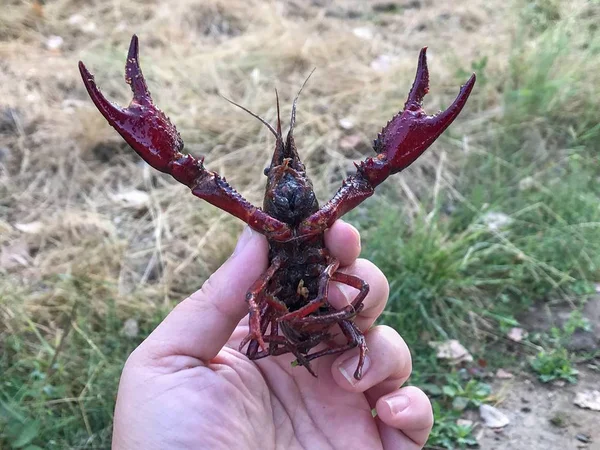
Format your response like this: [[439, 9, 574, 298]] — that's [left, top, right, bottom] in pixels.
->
[[375, 386, 434, 449]]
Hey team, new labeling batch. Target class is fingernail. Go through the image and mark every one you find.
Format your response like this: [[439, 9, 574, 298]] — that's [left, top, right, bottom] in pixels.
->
[[347, 223, 361, 251], [339, 354, 370, 385], [232, 226, 255, 257], [385, 394, 411, 415]]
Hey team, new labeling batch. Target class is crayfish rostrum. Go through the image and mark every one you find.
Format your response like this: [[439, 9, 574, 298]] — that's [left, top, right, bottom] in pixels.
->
[[79, 36, 475, 380]]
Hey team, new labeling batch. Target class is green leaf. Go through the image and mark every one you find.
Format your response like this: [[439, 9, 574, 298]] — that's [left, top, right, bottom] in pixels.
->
[[13, 420, 40, 448], [452, 396, 470, 411], [421, 383, 443, 396], [442, 385, 457, 397]]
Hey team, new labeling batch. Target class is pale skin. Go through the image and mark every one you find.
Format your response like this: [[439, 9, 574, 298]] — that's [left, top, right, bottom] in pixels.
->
[[112, 221, 433, 449]]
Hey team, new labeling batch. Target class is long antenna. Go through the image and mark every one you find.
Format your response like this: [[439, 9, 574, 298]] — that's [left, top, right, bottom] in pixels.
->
[[220, 94, 278, 138], [289, 68, 316, 134]]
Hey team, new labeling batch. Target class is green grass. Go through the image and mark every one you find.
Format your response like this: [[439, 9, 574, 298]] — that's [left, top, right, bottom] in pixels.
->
[[0, 277, 166, 449], [356, 3, 600, 447]]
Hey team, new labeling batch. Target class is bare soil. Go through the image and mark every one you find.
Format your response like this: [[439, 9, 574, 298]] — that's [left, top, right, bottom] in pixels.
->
[[476, 368, 599, 450], [475, 297, 600, 450]]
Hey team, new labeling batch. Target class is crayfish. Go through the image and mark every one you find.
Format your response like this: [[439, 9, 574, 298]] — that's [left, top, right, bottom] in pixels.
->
[[79, 36, 475, 380]]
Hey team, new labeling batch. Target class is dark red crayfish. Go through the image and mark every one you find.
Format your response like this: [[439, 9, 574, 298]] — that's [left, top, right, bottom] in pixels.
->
[[79, 36, 475, 380]]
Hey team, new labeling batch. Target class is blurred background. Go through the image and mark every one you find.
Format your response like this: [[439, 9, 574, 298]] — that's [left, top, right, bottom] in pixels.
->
[[1, 0, 599, 448]]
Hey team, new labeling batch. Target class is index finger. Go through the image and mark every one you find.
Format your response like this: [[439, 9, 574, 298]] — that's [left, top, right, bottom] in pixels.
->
[[324, 219, 361, 266]]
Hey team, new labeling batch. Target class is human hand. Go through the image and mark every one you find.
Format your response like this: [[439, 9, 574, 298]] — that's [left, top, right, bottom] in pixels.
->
[[112, 221, 433, 449]]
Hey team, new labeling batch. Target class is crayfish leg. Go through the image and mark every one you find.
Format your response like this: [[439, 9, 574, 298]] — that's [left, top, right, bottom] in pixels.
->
[[239, 257, 283, 354], [304, 320, 367, 380]]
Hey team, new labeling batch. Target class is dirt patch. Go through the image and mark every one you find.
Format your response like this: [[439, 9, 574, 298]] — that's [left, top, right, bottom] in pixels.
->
[[475, 367, 599, 450]]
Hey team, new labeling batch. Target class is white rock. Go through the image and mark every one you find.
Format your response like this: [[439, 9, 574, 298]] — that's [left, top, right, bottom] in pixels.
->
[[482, 211, 513, 231], [507, 327, 527, 343], [68, 14, 86, 25], [370, 54, 394, 72], [496, 368, 515, 379], [429, 340, 473, 364], [111, 190, 150, 208], [574, 390, 600, 411], [46, 35, 64, 51], [352, 27, 373, 40], [14, 221, 43, 234], [338, 117, 354, 130], [479, 404, 510, 428], [519, 176, 535, 191], [121, 318, 139, 338]]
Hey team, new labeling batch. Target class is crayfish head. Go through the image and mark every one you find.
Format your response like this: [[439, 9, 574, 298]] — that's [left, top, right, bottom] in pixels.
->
[[264, 157, 318, 226], [262, 83, 319, 226]]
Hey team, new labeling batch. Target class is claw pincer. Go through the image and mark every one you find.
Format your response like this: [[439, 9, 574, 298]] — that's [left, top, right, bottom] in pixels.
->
[[80, 37, 475, 380]]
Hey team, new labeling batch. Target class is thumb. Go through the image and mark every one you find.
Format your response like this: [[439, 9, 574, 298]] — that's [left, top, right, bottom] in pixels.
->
[[139, 226, 269, 361]]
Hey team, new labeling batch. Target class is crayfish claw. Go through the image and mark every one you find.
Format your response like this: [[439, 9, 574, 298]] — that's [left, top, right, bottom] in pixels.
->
[[405, 47, 430, 110], [368, 50, 476, 177], [125, 35, 152, 106], [78, 61, 129, 126], [79, 36, 184, 174], [426, 72, 476, 129]]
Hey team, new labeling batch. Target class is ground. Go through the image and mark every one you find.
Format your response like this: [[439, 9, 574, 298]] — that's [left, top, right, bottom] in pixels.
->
[[478, 367, 599, 450], [1, 0, 599, 449], [475, 297, 600, 450]]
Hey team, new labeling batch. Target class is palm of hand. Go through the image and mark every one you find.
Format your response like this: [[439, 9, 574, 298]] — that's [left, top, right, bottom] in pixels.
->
[[112, 224, 432, 450]]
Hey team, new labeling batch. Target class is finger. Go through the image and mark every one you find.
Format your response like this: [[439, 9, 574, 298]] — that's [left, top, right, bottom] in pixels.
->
[[376, 386, 434, 449], [324, 219, 361, 266], [137, 226, 269, 362], [331, 325, 411, 392], [327, 258, 389, 331]]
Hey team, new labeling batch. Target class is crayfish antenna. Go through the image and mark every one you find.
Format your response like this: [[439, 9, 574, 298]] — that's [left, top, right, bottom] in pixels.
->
[[288, 67, 316, 138], [275, 88, 282, 137], [220, 94, 279, 139]]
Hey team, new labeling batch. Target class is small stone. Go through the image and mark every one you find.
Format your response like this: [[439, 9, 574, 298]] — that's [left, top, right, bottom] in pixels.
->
[[111, 189, 150, 209], [507, 327, 527, 342], [338, 117, 354, 130], [496, 368, 514, 379], [68, 14, 85, 25], [121, 318, 139, 338], [14, 221, 43, 234], [370, 54, 394, 72], [480, 404, 510, 429], [482, 211, 513, 231], [46, 35, 64, 51], [519, 176, 535, 191], [429, 340, 473, 365], [574, 390, 600, 411], [576, 433, 591, 444], [352, 27, 373, 40]]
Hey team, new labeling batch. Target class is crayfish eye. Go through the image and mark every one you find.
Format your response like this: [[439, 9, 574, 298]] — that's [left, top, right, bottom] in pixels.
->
[[263, 167, 270, 176]]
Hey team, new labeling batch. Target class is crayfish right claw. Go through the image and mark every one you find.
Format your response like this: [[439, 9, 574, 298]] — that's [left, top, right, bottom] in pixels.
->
[[363, 48, 476, 185], [79, 35, 183, 174]]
